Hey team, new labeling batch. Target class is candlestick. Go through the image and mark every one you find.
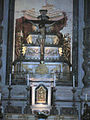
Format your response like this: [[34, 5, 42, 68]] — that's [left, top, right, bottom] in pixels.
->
[[0, 93, 1, 100], [8, 85, 12, 106], [54, 73, 56, 87], [27, 74, 29, 86], [9, 74, 11, 85], [85, 94, 87, 101], [73, 75, 75, 88]]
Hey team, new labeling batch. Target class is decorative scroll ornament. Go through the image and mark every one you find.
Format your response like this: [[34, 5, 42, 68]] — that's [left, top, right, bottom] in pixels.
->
[[53, 36, 59, 45], [22, 46, 27, 55], [58, 47, 62, 56], [26, 35, 32, 44], [63, 33, 71, 62], [15, 32, 22, 57]]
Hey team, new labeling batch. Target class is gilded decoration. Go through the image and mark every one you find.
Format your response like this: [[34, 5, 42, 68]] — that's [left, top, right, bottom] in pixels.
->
[[58, 47, 62, 56], [45, 47, 58, 56], [32, 25, 37, 32], [36, 85, 47, 104], [15, 32, 22, 57], [24, 47, 40, 56], [63, 33, 71, 63], [26, 35, 32, 44], [35, 64, 49, 74], [22, 46, 27, 55], [53, 36, 59, 45]]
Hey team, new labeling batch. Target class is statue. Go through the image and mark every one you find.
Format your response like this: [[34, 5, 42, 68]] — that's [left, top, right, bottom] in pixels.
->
[[29, 9, 56, 63]]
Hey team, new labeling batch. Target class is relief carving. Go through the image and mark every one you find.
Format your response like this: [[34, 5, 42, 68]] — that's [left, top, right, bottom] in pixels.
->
[[35, 64, 49, 74], [36, 85, 47, 104], [45, 48, 58, 56]]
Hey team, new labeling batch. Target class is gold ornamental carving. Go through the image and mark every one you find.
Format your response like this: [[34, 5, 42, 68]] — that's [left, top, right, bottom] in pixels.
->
[[35, 64, 49, 74]]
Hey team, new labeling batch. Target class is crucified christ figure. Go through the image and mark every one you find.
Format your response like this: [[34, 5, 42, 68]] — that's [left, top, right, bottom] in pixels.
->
[[39, 23, 46, 63], [29, 19, 55, 63]]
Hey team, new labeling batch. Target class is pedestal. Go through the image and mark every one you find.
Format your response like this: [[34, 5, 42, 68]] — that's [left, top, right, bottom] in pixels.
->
[[72, 87, 77, 114], [8, 85, 12, 106]]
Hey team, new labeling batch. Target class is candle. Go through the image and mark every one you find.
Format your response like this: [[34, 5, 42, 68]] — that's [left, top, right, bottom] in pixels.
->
[[12, 65, 14, 73], [9, 73, 11, 85], [21, 30, 23, 37], [70, 67, 72, 71], [73, 75, 75, 87], [27, 74, 29, 86], [0, 93, 1, 100], [85, 94, 87, 101]]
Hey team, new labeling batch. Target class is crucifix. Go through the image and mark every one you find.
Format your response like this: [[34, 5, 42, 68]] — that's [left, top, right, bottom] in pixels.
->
[[38, 9, 49, 63], [38, 9, 56, 63], [39, 23, 46, 63], [30, 9, 49, 63], [29, 9, 55, 63]]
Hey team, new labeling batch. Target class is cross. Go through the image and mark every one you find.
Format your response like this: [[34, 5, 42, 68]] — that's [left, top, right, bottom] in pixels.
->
[[38, 9, 48, 63], [38, 9, 56, 63], [29, 9, 56, 63], [39, 23, 46, 63]]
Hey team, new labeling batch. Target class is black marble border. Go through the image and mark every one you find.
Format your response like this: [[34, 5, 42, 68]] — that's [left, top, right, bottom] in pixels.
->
[[6, 0, 15, 84], [72, 0, 79, 86]]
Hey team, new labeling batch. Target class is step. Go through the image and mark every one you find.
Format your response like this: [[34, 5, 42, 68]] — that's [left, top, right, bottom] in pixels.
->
[[48, 115, 78, 120], [5, 114, 78, 120], [5, 114, 35, 120]]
